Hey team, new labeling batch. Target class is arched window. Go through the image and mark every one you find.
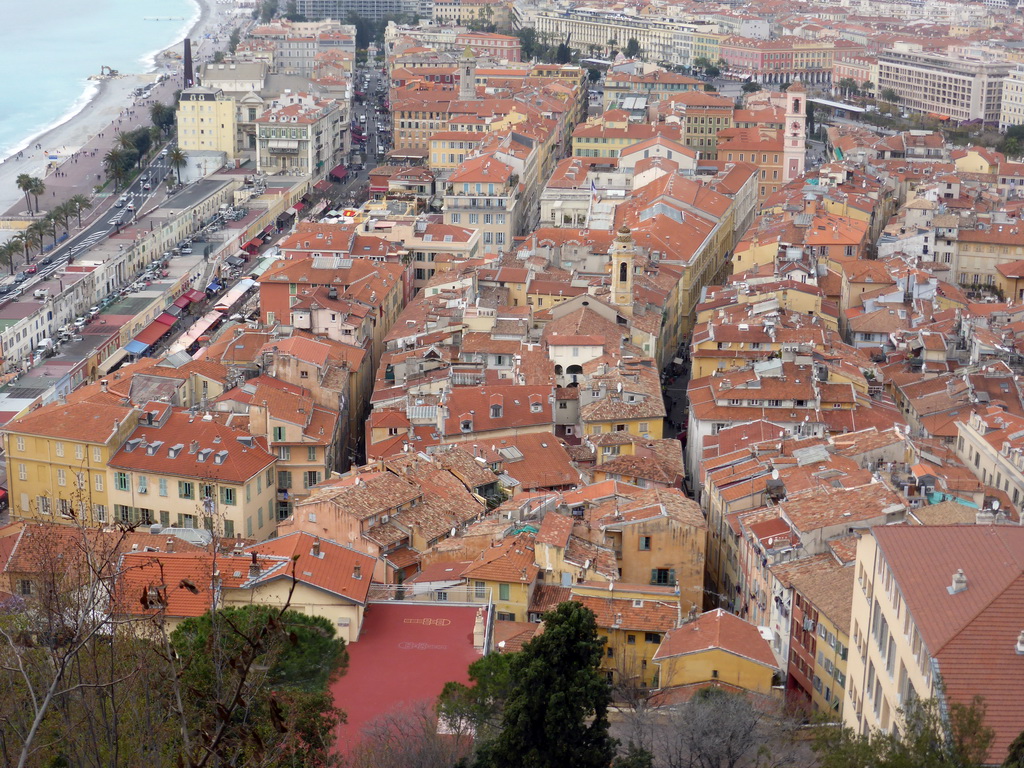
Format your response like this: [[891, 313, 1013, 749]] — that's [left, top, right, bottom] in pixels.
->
[[619, 261, 628, 282], [554, 364, 564, 375]]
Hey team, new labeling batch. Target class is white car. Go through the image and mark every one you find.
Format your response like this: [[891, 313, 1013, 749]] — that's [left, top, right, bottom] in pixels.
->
[[74, 317, 87, 329]]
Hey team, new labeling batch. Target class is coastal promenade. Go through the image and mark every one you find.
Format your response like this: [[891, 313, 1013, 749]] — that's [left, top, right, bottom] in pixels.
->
[[0, 0, 234, 224]]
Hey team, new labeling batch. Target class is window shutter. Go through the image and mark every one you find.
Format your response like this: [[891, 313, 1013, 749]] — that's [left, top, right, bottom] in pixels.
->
[[650, 569, 658, 585], [668, 569, 676, 584]]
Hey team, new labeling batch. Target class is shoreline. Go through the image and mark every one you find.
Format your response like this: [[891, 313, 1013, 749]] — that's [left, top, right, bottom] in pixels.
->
[[0, 0, 225, 216]]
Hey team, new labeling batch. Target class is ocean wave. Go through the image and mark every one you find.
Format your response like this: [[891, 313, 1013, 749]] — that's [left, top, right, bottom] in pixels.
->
[[0, 79, 99, 163]]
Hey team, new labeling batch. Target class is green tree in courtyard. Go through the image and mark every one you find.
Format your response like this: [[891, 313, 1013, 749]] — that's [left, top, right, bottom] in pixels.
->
[[470, 601, 617, 768], [742, 81, 762, 93], [556, 42, 572, 64], [516, 28, 538, 60], [838, 77, 860, 97], [625, 38, 641, 59], [880, 87, 900, 103]]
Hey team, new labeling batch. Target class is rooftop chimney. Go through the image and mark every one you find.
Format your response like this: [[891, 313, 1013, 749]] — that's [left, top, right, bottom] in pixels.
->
[[249, 552, 261, 579], [1017, 630, 1024, 655], [312, 538, 321, 558], [101, 379, 109, 392], [166, 537, 175, 553], [353, 563, 362, 580], [948, 569, 968, 595]]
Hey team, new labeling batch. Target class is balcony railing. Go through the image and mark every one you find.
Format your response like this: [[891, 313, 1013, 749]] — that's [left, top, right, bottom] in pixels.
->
[[368, 583, 493, 606]]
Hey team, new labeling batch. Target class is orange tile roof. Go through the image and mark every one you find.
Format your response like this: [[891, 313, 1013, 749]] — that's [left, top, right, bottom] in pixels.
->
[[5, 401, 135, 442], [572, 593, 679, 634], [653, 608, 778, 668], [108, 410, 276, 483], [463, 533, 538, 583], [249, 531, 376, 604], [872, 525, 1024, 763]]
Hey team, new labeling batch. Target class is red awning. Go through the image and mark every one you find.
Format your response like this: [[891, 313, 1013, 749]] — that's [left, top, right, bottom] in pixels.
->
[[262, 224, 275, 235], [173, 295, 190, 308], [184, 289, 206, 303], [155, 312, 177, 326], [329, 164, 347, 178], [314, 180, 332, 191], [242, 238, 263, 251], [133, 321, 171, 347], [293, 202, 305, 211]]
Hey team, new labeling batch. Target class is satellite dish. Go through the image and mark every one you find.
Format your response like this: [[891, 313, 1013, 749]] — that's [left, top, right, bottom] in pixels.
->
[[617, 382, 623, 393], [771, 469, 780, 480], [804, 415, 810, 422], [768, 537, 775, 547], [993, 501, 1000, 511], [608, 582, 614, 591], [451, 527, 457, 537], [584, 559, 591, 569]]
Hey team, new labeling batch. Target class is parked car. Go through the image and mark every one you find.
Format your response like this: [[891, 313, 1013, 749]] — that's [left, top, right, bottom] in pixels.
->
[[13, 272, 28, 284], [25, 265, 37, 274]]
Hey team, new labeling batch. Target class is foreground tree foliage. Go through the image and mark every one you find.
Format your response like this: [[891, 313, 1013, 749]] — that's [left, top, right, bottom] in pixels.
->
[[468, 602, 617, 768], [168, 606, 349, 767], [813, 696, 994, 768], [0, 524, 348, 768]]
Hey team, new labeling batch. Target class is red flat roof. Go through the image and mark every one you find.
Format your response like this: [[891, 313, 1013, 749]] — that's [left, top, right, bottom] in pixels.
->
[[331, 603, 484, 755]]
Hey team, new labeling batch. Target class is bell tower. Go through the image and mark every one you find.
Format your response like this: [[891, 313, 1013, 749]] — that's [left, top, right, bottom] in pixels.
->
[[611, 225, 635, 316], [458, 47, 477, 101], [784, 81, 806, 182]]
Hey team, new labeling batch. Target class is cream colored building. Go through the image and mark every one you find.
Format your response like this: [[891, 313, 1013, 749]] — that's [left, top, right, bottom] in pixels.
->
[[1000, 65, 1024, 132], [177, 86, 238, 159], [877, 43, 1010, 123], [107, 405, 279, 541], [843, 525, 1024, 765]]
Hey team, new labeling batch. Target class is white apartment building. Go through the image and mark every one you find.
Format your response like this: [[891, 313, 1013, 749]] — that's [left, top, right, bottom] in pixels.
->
[[877, 43, 1010, 123], [524, 7, 713, 67], [1000, 65, 1024, 132]]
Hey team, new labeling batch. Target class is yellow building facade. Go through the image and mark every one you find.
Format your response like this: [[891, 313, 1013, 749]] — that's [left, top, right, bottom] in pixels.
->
[[176, 86, 238, 158], [3, 402, 139, 524]]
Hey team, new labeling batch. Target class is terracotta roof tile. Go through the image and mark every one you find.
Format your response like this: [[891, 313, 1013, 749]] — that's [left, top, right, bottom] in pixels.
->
[[653, 609, 778, 668]]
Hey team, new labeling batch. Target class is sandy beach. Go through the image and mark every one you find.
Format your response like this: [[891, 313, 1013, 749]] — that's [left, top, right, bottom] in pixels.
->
[[0, 0, 231, 220]]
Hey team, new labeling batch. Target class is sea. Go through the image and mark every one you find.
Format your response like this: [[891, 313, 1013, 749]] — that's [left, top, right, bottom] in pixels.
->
[[0, 0, 199, 161]]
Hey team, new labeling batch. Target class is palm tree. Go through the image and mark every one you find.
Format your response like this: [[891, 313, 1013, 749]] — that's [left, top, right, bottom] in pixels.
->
[[12, 229, 39, 266], [68, 194, 92, 227], [0, 240, 20, 276], [115, 131, 137, 153], [104, 148, 131, 190], [42, 212, 60, 248], [51, 201, 72, 236], [16, 173, 34, 213], [28, 177, 45, 215], [168, 146, 188, 185], [26, 221, 48, 262]]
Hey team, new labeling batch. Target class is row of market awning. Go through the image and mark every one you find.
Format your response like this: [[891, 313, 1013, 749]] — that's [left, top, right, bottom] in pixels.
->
[[124, 289, 207, 355]]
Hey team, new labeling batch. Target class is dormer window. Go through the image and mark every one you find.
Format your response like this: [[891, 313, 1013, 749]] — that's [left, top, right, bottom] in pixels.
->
[[461, 419, 473, 433], [530, 401, 542, 413], [490, 404, 502, 419]]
